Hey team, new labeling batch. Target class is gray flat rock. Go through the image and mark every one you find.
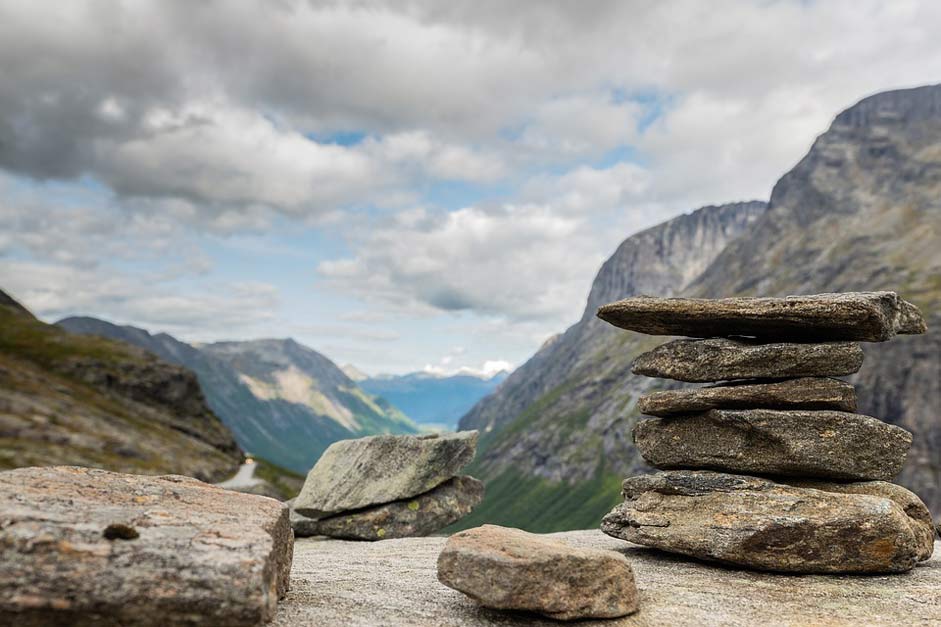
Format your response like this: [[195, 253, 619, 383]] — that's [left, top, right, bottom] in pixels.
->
[[292, 476, 484, 540], [602, 471, 932, 574], [273, 531, 941, 626], [633, 408, 911, 481], [294, 431, 477, 519], [437, 524, 638, 621], [631, 338, 864, 382], [0, 466, 293, 626], [638, 377, 857, 416], [597, 292, 927, 341]]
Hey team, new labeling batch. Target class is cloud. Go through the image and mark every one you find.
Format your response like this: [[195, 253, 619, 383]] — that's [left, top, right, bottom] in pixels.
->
[[318, 161, 661, 321], [0, 258, 279, 337], [2, 0, 940, 225], [2, 0, 941, 370]]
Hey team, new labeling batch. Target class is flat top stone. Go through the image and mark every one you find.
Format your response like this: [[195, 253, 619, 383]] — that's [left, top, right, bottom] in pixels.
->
[[632, 338, 864, 382], [294, 431, 478, 519], [598, 292, 927, 342], [273, 532, 941, 627], [637, 377, 858, 416], [0, 466, 293, 627]]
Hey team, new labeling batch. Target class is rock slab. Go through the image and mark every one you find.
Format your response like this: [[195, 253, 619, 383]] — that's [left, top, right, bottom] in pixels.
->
[[0, 466, 293, 627], [632, 338, 864, 382], [601, 470, 932, 573], [274, 531, 941, 626], [292, 476, 484, 540], [437, 524, 638, 621], [294, 431, 477, 519], [597, 291, 927, 341], [637, 377, 857, 416], [633, 408, 912, 481]]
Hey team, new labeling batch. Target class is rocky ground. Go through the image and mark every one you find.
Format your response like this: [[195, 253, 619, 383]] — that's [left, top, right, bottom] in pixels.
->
[[274, 531, 941, 626]]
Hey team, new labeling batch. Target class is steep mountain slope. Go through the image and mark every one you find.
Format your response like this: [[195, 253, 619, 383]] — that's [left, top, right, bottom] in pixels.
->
[[455, 84, 941, 532], [57, 318, 418, 473], [0, 289, 241, 481], [688, 84, 941, 512], [359, 371, 508, 430], [455, 201, 766, 531]]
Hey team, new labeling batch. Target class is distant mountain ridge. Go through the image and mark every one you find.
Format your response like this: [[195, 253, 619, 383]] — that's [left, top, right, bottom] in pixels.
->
[[358, 370, 508, 431], [0, 288, 242, 481], [456, 83, 941, 532], [57, 317, 418, 473]]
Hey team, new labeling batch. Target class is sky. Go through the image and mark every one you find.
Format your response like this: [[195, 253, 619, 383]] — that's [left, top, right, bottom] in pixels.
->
[[2, 1, 940, 376]]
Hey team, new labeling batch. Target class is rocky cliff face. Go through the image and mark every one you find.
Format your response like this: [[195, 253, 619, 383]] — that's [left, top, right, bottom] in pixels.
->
[[0, 289, 242, 481], [57, 318, 418, 473], [456, 84, 941, 531], [689, 84, 941, 512]]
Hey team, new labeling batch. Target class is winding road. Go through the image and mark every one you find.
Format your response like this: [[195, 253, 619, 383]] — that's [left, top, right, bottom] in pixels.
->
[[216, 460, 264, 490]]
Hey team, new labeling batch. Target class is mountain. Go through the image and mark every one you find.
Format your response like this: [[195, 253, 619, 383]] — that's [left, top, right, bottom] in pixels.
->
[[358, 371, 509, 431], [56, 318, 419, 473], [688, 84, 941, 512], [455, 84, 941, 532], [0, 288, 242, 481]]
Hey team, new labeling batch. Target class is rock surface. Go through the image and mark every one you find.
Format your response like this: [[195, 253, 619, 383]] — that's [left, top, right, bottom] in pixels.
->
[[633, 409, 911, 481], [0, 466, 293, 626], [789, 479, 936, 560], [602, 470, 930, 573], [638, 377, 857, 416], [598, 292, 927, 341], [294, 431, 477, 519], [437, 525, 638, 621], [632, 338, 864, 382], [292, 476, 484, 540], [273, 531, 941, 626]]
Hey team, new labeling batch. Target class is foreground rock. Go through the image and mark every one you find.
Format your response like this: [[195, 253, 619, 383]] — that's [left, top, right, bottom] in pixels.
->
[[0, 466, 293, 626], [437, 525, 638, 621], [632, 338, 864, 382], [637, 377, 857, 416], [633, 409, 911, 481], [602, 470, 930, 573], [274, 531, 941, 626], [598, 292, 927, 341], [292, 476, 484, 540], [789, 479, 936, 560], [294, 431, 478, 519]]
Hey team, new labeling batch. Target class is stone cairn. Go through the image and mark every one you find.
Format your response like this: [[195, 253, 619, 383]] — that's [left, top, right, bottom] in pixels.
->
[[291, 431, 483, 540], [597, 292, 936, 574]]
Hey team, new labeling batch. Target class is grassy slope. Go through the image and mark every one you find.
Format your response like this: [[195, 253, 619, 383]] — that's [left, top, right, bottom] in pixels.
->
[[0, 304, 240, 480]]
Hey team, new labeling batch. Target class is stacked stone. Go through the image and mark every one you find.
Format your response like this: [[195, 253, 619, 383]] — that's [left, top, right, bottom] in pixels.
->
[[291, 431, 483, 540], [597, 292, 936, 574]]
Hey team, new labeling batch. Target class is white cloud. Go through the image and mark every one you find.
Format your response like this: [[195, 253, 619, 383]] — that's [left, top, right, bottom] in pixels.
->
[[0, 259, 280, 339], [318, 161, 663, 321], [2, 0, 941, 370], [519, 94, 642, 158]]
